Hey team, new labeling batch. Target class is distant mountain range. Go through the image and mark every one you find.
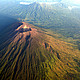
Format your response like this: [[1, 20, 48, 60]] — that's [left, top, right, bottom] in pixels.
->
[[0, 1, 80, 38], [0, 2, 80, 27]]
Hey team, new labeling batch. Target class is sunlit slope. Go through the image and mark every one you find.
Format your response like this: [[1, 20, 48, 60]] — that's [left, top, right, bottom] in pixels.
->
[[0, 2, 80, 28], [0, 2, 80, 40], [0, 22, 80, 80]]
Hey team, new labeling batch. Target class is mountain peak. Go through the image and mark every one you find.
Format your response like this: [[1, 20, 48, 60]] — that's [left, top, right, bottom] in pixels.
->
[[30, 1, 41, 6], [15, 22, 38, 40], [16, 22, 32, 33], [1, 22, 80, 80]]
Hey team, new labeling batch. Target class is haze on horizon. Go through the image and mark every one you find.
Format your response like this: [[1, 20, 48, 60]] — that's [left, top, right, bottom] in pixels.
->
[[1, 0, 80, 5], [18, 0, 80, 5]]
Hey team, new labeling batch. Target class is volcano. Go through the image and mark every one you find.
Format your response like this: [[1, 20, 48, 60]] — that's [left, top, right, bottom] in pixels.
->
[[16, 23, 32, 33], [0, 22, 80, 80]]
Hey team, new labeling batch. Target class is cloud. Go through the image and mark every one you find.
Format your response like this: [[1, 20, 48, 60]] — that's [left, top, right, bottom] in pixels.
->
[[20, 1, 58, 5], [20, 2, 31, 5]]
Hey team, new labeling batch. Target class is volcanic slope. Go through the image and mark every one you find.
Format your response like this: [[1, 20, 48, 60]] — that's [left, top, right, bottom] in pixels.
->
[[0, 22, 80, 80]]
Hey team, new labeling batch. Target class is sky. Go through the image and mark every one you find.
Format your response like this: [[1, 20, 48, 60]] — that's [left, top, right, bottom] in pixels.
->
[[1, 0, 80, 5], [72, 0, 80, 4], [19, 0, 80, 4], [61, 0, 80, 4]]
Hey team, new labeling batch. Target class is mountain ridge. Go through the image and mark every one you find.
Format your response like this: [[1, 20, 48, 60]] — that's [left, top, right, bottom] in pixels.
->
[[0, 22, 80, 80], [0, 1, 80, 80]]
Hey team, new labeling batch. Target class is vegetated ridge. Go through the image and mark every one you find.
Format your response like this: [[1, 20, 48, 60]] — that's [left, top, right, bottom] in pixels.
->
[[0, 22, 80, 80]]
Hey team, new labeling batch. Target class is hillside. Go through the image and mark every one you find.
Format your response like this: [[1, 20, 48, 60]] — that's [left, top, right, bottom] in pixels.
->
[[0, 22, 80, 80], [0, 2, 80, 28], [0, 14, 18, 31], [0, 2, 80, 40]]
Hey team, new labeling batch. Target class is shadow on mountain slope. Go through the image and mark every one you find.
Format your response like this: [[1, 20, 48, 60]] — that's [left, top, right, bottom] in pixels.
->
[[0, 14, 18, 31], [0, 14, 23, 50]]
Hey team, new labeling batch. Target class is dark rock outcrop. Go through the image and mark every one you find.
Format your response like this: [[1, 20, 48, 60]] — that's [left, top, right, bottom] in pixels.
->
[[19, 27, 31, 33]]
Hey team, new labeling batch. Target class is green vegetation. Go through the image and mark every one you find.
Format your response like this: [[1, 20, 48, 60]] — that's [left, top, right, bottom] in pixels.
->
[[0, 2, 80, 49], [0, 22, 80, 80], [0, 1, 80, 80]]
